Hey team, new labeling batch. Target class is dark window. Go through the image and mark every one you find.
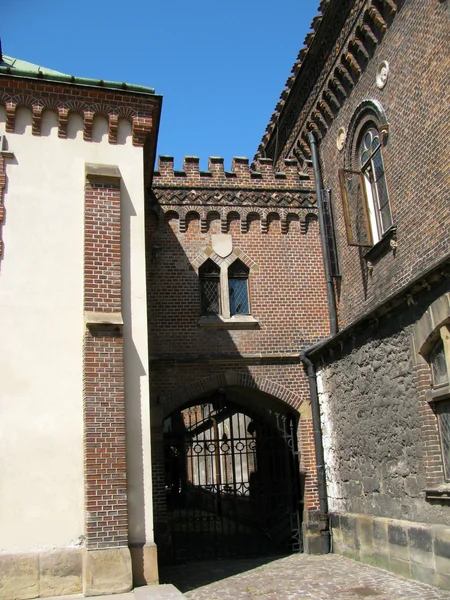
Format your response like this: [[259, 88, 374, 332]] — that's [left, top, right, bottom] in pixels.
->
[[199, 259, 220, 315], [437, 401, 450, 481], [430, 339, 449, 388], [228, 260, 250, 315], [430, 337, 450, 481]]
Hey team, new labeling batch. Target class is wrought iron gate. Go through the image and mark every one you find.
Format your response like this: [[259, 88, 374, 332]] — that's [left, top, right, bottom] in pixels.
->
[[163, 394, 302, 562]]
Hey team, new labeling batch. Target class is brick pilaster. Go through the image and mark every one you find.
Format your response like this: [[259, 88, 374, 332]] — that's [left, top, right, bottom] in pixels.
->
[[83, 164, 127, 550]]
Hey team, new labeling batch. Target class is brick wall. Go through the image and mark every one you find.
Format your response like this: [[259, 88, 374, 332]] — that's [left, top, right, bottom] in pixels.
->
[[147, 155, 330, 533], [266, 0, 450, 328], [83, 173, 128, 550], [316, 0, 450, 327]]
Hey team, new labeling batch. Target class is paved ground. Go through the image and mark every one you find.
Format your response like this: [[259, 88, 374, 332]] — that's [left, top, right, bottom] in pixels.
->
[[160, 554, 450, 599]]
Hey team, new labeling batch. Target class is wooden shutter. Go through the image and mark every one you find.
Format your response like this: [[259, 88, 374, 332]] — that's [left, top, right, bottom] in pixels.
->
[[339, 168, 373, 247]]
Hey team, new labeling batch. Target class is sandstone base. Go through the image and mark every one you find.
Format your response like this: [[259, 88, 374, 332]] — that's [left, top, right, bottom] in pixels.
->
[[82, 547, 132, 596], [130, 542, 159, 586], [0, 549, 82, 600], [331, 512, 450, 591]]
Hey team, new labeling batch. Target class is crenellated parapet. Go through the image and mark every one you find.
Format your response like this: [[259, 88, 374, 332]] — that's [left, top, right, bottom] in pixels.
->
[[150, 155, 317, 235], [153, 155, 313, 192]]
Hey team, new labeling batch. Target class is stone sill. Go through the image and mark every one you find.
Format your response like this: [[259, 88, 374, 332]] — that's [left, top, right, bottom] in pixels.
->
[[426, 384, 450, 403], [424, 485, 450, 501], [363, 225, 397, 262], [198, 315, 259, 329]]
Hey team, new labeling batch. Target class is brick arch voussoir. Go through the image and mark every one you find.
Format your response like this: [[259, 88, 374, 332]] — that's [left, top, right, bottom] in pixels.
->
[[163, 373, 303, 418], [0, 92, 12, 108], [11, 94, 36, 110]]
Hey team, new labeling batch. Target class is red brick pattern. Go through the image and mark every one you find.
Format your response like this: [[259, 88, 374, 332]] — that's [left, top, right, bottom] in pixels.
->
[[83, 174, 127, 549], [83, 330, 127, 549], [84, 180, 122, 313], [270, 0, 450, 327]]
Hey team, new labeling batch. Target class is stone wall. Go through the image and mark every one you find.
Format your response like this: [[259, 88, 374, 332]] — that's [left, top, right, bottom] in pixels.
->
[[318, 278, 450, 528]]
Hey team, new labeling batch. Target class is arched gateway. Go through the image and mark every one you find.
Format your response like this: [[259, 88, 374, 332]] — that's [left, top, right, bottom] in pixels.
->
[[160, 386, 302, 563]]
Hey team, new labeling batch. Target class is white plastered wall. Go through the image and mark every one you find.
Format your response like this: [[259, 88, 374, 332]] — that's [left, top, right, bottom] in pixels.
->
[[316, 369, 342, 512], [0, 106, 153, 552]]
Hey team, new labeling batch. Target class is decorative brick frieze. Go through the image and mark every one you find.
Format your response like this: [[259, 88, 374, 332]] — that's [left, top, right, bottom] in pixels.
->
[[83, 164, 128, 551], [151, 154, 317, 235], [0, 76, 158, 147]]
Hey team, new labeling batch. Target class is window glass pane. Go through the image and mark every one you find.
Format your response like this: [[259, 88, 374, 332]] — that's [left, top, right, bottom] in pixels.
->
[[229, 279, 249, 315], [431, 340, 449, 386], [199, 259, 220, 315], [437, 401, 450, 481], [361, 150, 370, 166], [201, 278, 220, 315], [371, 151, 392, 233]]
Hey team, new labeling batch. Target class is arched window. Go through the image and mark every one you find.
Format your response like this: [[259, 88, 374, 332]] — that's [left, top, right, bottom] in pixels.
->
[[339, 101, 394, 247], [228, 259, 250, 315], [359, 127, 393, 244], [199, 259, 220, 315]]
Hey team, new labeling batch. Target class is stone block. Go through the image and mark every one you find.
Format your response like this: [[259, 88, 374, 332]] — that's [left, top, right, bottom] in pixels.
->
[[0, 552, 39, 600], [409, 525, 433, 568], [363, 553, 390, 571], [340, 514, 359, 551], [373, 517, 389, 556], [83, 547, 132, 596], [356, 514, 374, 554], [433, 524, 450, 562], [135, 583, 187, 599], [410, 562, 438, 588], [436, 571, 450, 591], [388, 521, 409, 562], [430, 294, 450, 332], [39, 549, 82, 597], [435, 554, 450, 576], [389, 557, 411, 579], [130, 543, 159, 587]]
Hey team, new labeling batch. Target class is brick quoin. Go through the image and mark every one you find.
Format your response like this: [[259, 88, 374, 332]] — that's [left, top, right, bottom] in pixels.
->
[[83, 173, 128, 550]]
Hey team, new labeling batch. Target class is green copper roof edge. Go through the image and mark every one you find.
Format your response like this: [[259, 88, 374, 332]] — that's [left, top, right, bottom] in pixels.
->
[[0, 66, 158, 96]]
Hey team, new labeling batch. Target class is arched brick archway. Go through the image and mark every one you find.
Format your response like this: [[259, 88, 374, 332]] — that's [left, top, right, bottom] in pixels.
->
[[162, 371, 305, 418]]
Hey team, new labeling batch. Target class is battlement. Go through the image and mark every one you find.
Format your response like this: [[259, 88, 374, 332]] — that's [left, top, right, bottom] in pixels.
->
[[153, 155, 312, 189]]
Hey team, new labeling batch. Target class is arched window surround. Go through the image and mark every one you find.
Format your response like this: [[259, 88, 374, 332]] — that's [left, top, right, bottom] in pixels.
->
[[339, 100, 395, 249]]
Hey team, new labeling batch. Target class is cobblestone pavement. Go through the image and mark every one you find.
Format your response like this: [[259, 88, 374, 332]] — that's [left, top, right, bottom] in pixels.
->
[[160, 554, 450, 599]]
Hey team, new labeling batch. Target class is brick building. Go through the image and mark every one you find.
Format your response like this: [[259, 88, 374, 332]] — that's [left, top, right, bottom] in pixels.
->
[[253, 0, 450, 588], [0, 54, 162, 596], [1, 0, 449, 596]]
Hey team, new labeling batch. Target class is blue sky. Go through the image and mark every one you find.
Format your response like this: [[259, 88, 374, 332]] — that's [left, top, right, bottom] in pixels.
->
[[3, 1, 318, 169]]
